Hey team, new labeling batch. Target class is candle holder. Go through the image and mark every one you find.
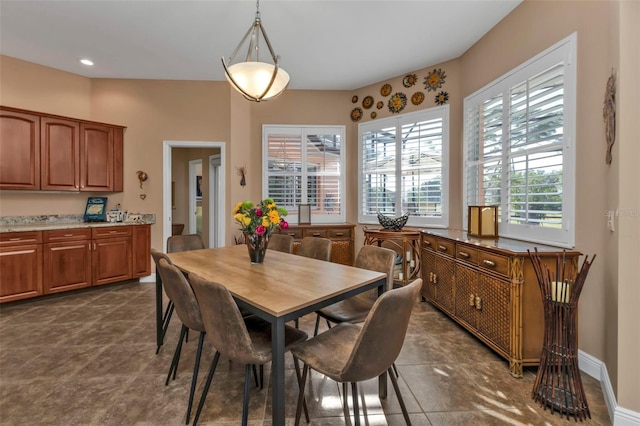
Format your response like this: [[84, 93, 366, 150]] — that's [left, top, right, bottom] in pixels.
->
[[528, 249, 596, 421]]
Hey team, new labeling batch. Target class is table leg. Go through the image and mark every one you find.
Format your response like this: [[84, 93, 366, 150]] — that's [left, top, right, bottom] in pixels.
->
[[271, 317, 286, 425], [155, 274, 163, 350]]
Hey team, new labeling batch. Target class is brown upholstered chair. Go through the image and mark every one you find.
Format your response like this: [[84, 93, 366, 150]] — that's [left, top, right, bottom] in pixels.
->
[[268, 233, 294, 253], [297, 236, 332, 261], [189, 273, 309, 426], [156, 258, 206, 425], [313, 245, 396, 335], [292, 279, 422, 426], [151, 249, 175, 353], [167, 233, 205, 252]]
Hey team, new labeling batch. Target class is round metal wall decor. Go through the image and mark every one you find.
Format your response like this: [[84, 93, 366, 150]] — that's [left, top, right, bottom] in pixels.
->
[[434, 91, 449, 105], [411, 92, 425, 105], [350, 107, 363, 122], [424, 68, 446, 92], [403, 73, 418, 88], [380, 84, 392, 97], [362, 95, 374, 109], [388, 92, 407, 114]]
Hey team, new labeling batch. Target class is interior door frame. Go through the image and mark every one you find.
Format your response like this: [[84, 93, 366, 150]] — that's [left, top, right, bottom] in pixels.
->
[[162, 141, 226, 250]]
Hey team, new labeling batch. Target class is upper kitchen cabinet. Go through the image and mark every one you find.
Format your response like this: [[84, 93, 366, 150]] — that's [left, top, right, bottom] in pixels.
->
[[0, 109, 41, 190], [0, 106, 124, 192]]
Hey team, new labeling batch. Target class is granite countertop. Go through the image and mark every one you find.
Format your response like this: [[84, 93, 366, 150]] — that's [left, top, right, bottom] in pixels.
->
[[0, 214, 155, 233]]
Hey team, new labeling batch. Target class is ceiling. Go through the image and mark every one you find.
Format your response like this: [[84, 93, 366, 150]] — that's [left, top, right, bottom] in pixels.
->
[[0, 0, 522, 91]]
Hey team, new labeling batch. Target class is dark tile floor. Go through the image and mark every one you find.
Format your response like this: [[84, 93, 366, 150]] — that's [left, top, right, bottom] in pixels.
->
[[0, 281, 612, 425]]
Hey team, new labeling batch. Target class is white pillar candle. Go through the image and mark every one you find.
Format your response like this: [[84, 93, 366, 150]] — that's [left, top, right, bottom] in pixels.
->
[[406, 251, 411, 262], [551, 281, 570, 303], [399, 272, 403, 281]]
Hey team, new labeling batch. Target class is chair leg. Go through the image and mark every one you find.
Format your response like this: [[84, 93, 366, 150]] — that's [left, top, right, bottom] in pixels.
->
[[351, 382, 360, 426], [293, 356, 309, 423], [325, 319, 332, 329], [185, 331, 205, 424], [259, 364, 264, 390], [193, 351, 221, 426], [313, 314, 321, 337], [294, 364, 309, 426], [342, 382, 350, 422], [156, 301, 175, 354], [388, 367, 412, 426], [392, 362, 399, 378], [166, 324, 187, 385], [242, 365, 251, 426], [252, 364, 259, 388]]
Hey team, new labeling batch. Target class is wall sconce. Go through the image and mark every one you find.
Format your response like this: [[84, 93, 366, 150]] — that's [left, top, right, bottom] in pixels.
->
[[236, 166, 247, 187], [137, 171, 148, 189], [467, 206, 499, 238]]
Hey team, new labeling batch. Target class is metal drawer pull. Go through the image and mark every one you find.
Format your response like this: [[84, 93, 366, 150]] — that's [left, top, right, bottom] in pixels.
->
[[109, 230, 118, 234], [287, 233, 296, 237], [334, 232, 344, 236], [424, 241, 431, 246], [459, 251, 470, 258], [9, 238, 21, 241], [475, 296, 482, 310], [312, 232, 321, 237], [433, 274, 438, 284], [483, 259, 496, 267], [438, 245, 447, 251], [64, 234, 73, 237], [469, 293, 475, 307]]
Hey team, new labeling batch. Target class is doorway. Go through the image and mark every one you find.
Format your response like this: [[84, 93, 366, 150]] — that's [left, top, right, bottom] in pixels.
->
[[163, 141, 226, 250]]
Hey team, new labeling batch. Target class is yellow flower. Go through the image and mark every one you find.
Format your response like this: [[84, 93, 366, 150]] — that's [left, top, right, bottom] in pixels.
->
[[268, 210, 280, 224], [232, 202, 243, 214], [262, 216, 270, 227]]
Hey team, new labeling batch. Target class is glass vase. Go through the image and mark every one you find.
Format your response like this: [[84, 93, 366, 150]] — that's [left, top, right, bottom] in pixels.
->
[[245, 233, 269, 264]]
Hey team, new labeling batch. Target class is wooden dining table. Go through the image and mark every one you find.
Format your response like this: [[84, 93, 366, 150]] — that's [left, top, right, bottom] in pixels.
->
[[165, 244, 387, 425]]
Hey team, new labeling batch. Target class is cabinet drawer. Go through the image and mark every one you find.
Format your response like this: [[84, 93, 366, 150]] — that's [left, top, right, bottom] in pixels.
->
[[279, 228, 303, 240], [303, 228, 328, 238], [0, 231, 42, 246], [328, 228, 351, 239], [422, 235, 437, 251], [435, 239, 455, 257], [92, 226, 131, 238], [43, 228, 91, 243], [456, 245, 479, 265], [478, 251, 509, 277]]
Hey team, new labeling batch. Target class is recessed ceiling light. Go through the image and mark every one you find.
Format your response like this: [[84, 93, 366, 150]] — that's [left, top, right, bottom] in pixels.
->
[[79, 58, 94, 66]]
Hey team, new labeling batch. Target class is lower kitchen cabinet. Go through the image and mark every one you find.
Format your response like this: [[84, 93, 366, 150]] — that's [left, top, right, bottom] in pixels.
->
[[0, 224, 150, 303], [0, 231, 43, 303]]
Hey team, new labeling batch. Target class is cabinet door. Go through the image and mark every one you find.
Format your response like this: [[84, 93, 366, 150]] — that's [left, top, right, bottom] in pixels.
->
[[0, 244, 43, 302], [43, 241, 92, 294], [132, 225, 151, 278], [0, 109, 40, 190], [80, 123, 113, 191], [41, 117, 80, 190], [421, 249, 436, 301], [454, 262, 478, 330], [433, 255, 455, 313], [327, 227, 354, 266], [477, 273, 511, 355], [92, 237, 132, 285]]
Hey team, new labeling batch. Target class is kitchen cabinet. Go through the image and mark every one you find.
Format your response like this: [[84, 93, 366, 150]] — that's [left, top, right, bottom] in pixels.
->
[[0, 232, 43, 303], [0, 109, 40, 190], [92, 226, 132, 285], [0, 106, 124, 192], [1, 224, 150, 303], [421, 229, 581, 377], [276, 223, 354, 265], [43, 228, 92, 294]]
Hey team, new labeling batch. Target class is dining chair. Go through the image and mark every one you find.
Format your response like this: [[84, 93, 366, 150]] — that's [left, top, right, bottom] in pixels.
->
[[167, 233, 206, 253], [151, 249, 175, 354], [313, 245, 396, 336], [189, 273, 309, 426], [297, 236, 332, 261], [292, 279, 422, 426], [156, 258, 207, 425], [268, 233, 294, 253]]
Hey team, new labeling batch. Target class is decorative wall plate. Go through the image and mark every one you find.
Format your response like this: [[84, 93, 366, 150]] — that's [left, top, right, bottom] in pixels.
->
[[380, 84, 392, 97], [370, 111, 377, 119], [411, 92, 425, 105], [376, 101, 384, 109], [350, 107, 363, 122], [424, 68, 446, 92], [362, 95, 374, 109], [388, 92, 407, 114], [352, 95, 358, 103], [435, 91, 449, 105], [403, 73, 418, 88]]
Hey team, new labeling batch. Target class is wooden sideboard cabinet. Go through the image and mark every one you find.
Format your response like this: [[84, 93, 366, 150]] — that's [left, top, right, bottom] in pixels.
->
[[0, 224, 151, 303], [276, 223, 355, 266], [0, 106, 125, 192], [420, 229, 581, 377], [0, 231, 43, 303]]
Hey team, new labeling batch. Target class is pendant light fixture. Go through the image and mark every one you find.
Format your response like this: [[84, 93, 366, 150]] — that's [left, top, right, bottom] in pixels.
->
[[222, 0, 289, 102]]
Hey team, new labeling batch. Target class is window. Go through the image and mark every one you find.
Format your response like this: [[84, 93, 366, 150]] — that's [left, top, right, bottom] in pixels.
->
[[358, 107, 449, 227], [463, 33, 576, 247], [263, 125, 345, 223]]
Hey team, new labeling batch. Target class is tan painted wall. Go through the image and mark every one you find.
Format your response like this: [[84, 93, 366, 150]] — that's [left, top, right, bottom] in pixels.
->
[[0, 0, 637, 410]]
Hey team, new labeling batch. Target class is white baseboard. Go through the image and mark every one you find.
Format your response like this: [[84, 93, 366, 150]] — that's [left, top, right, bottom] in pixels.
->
[[578, 350, 640, 425], [139, 273, 155, 283]]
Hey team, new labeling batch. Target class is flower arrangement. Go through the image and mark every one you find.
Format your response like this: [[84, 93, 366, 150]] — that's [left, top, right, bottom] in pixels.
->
[[232, 198, 289, 238]]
